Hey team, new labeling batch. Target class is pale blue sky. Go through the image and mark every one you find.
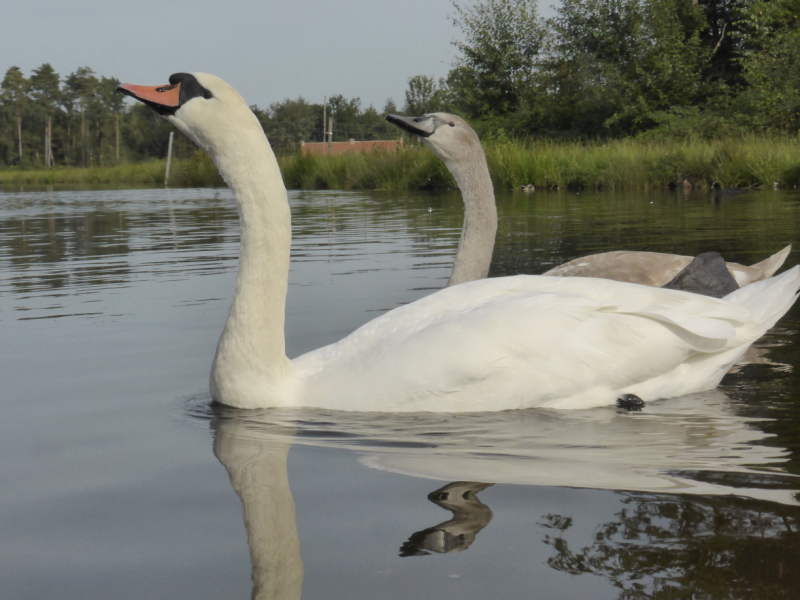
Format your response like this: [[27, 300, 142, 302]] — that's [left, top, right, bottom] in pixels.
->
[[3, 0, 556, 111]]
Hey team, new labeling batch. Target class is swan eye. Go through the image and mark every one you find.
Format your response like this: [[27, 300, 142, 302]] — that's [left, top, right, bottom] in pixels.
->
[[202, 89, 213, 99], [448, 122, 455, 127]]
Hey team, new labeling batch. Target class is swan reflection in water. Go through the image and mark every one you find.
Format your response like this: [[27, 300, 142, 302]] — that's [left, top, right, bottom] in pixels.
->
[[399, 481, 494, 557], [211, 418, 304, 600], [198, 390, 800, 598]]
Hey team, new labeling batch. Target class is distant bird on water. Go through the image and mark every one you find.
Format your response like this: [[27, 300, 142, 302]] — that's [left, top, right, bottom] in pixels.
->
[[711, 182, 747, 201]]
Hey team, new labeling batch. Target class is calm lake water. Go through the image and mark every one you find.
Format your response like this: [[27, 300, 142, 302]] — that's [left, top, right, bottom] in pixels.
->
[[3, 185, 800, 599]]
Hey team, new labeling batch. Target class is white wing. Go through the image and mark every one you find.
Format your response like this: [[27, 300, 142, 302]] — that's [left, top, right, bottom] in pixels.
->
[[293, 269, 799, 412]]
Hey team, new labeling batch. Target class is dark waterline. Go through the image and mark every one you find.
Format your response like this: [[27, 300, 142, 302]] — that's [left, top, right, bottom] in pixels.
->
[[2, 186, 800, 599]]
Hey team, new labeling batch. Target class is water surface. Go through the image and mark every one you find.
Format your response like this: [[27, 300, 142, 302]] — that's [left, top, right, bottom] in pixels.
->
[[2, 185, 800, 599]]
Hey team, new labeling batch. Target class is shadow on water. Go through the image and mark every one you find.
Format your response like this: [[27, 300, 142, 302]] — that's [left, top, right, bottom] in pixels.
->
[[188, 387, 800, 599]]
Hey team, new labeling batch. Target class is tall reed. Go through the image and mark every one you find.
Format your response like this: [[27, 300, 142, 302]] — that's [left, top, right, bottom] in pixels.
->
[[279, 136, 800, 191], [2, 136, 798, 190], [485, 135, 800, 190]]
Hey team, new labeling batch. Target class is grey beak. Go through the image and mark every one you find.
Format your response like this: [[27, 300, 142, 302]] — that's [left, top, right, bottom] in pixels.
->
[[385, 114, 435, 137]]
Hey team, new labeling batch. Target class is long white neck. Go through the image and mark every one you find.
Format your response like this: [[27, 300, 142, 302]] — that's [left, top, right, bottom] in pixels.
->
[[204, 118, 294, 407], [443, 146, 497, 287]]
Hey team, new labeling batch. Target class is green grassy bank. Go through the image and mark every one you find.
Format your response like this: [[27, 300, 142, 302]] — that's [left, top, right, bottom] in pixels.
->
[[0, 151, 225, 188], [3, 136, 799, 190], [280, 136, 800, 191]]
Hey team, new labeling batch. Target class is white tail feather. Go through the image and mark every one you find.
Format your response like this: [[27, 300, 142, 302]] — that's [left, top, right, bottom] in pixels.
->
[[748, 244, 792, 279], [724, 265, 800, 334]]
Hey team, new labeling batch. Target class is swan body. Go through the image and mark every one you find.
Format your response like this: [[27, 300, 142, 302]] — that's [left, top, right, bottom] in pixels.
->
[[119, 73, 800, 413], [292, 272, 798, 411], [385, 113, 790, 291], [546, 245, 791, 287]]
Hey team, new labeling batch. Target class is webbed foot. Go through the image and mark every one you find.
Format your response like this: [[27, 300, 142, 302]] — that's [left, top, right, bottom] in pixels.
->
[[617, 394, 644, 411]]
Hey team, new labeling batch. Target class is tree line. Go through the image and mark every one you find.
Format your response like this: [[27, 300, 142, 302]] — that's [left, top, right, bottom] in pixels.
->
[[250, 95, 400, 155], [0, 65, 404, 169], [405, 0, 800, 139], [4, 1, 797, 169], [0, 65, 129, 169]]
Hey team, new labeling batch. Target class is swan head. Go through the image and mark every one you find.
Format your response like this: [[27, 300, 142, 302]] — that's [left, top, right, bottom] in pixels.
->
[[386, 112, 483, 168], [117, 72, 265, 161]]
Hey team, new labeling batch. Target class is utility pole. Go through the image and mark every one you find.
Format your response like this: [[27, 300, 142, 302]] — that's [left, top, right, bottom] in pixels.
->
[[164, 132, 174, 187], [115, 113, 120, 163], [45, 116, 51, 168], [322, 96, 327, 146], [327, 118, 333, 155]]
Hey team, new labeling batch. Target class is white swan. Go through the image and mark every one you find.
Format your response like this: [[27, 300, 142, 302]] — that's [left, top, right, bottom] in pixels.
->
[[119, 73, 800, 412], [385, 113, 791, 289]]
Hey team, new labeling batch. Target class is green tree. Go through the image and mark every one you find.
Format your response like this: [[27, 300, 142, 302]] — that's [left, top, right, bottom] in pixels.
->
[[256, 97, 323, 154], [383, 98, 398, 115], [29, 63, 61, 167], [63, 67, 99, 166], [449, 0, 543, 118], [1, 66, 29, 164], [404, 75, 436, 114], [99, 76, 125, 163], [701, 0, 748, 89], [403, 75, 451, 115], [542, 0, 709, 135], [327, 94, 362, 140], [354, 104, 397, 140], [735, 0, 800, 130], [440, 0, 788, 138], [250, 95, 401, 154], [120, 103, 190, 162]]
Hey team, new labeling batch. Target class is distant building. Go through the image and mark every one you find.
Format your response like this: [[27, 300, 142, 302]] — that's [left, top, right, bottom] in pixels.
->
[[301, 139, 403, 156]]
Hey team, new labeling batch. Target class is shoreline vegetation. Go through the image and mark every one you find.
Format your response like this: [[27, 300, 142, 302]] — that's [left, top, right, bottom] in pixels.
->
[[1, 136, 799, 191], [4, 2, 799, 182]]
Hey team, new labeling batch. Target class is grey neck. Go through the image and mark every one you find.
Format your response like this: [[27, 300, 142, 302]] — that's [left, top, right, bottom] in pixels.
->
[[445, 146, 497, 287]]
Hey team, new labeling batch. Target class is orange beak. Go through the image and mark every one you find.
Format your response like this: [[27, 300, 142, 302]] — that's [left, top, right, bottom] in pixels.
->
[[117, 82, 181, 110]]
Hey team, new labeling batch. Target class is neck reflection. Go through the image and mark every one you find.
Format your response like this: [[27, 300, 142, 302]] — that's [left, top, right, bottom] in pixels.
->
[[211, 415, 303, 600], [400, 481, 494, 557]]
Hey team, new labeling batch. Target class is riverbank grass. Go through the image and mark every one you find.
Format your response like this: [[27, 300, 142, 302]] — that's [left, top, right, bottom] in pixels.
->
[[2, 136, 798, 190]]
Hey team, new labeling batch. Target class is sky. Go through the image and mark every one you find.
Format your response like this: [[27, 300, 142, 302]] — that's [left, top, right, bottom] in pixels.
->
[[4, 0, 558, 112], [2, 0, 460, 111]]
